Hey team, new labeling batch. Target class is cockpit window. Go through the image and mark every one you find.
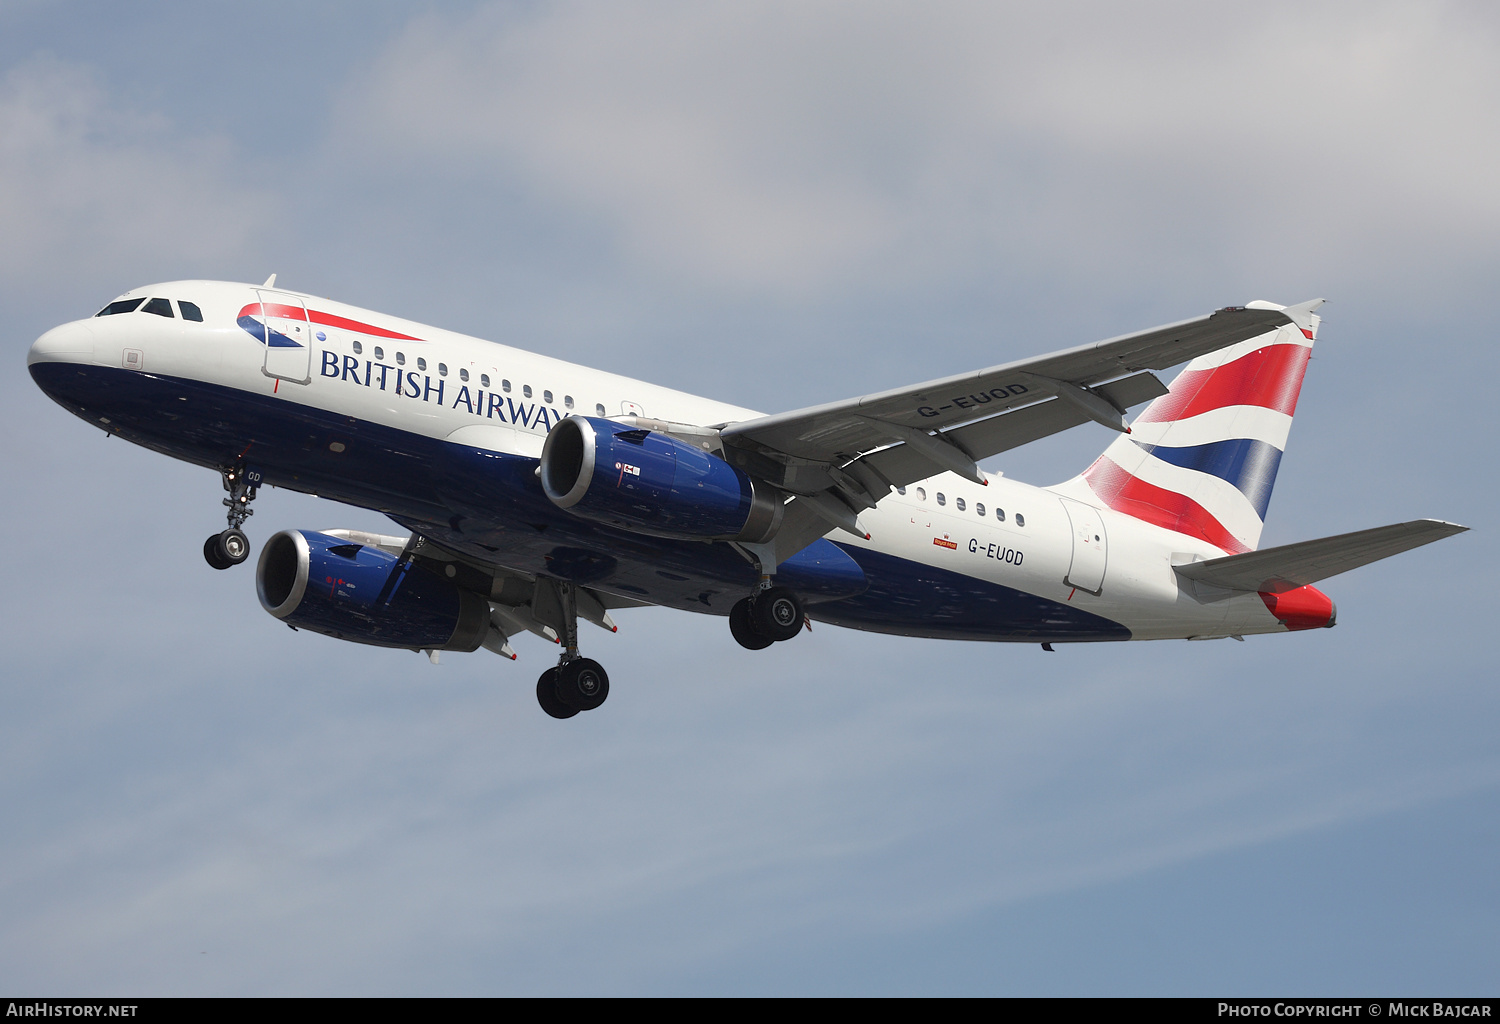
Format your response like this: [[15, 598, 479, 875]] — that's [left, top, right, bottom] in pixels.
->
[[142, 297, 174, 318], [178, 300, 204, 322], [96, 298, 145, 317]]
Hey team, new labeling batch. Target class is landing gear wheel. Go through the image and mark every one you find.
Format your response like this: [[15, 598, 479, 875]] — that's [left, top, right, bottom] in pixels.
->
[[555, 658, 609, 711], [730, 598, 773, 650], [216, 528, 250, 566], [203, 535, 232, 570], [752, 586, 804, 642], [536, 669, 579, 719]]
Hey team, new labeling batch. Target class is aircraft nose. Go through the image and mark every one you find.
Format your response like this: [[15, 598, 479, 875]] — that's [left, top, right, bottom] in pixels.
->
[[28, 320, 95, 366]]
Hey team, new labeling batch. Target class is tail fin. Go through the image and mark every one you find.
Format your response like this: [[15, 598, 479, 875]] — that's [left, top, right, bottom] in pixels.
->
[[1076, 298, 1324, 553]]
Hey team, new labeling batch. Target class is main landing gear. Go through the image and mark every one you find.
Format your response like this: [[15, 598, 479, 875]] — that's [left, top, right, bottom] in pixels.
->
[[729, 584, 805, 650], [535, 581, 611, 720], [203, 465, 258, 570]]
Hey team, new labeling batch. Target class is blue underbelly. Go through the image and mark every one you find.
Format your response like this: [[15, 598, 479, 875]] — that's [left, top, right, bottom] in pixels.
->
[[815, 545, 1131, 642]]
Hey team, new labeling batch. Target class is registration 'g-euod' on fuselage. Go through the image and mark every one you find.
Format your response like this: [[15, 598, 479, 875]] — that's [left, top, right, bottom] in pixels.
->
[[27, 280, 1466, 718]]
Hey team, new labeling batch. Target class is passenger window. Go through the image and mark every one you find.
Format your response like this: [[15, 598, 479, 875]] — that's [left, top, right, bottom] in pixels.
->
[[353, 341, 363, 355], [178, 300, 204, 322], [502, 380, 511, 393], [438, 363, 447, 377], [976, 503, 985, 516], [956, 497, 966, 511], [564, 395, 574, 410], [915, 487, 926, 500], [523, 385, 532, 398], [996, 508, 1005, 521], [460, 368, 469, 382], [374, 346, 384, 360], [936, 492, 946, 506], [96, 298, 145, 316], [897, 486, 906, 495], [396, 352, 405, 366], [142, 297, 174, 318], [417, 357, 426, 371], [595, 403, 606, 416], [543, 390, 553, 404], [481, 374, 490, 388], [1015, 513, 1025, 527]]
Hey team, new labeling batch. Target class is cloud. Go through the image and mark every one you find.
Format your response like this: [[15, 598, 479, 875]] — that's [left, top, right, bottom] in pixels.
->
[[0, 57, 274, 291], [345, 2, 1500, 296], [1, 592, 1494, 993]]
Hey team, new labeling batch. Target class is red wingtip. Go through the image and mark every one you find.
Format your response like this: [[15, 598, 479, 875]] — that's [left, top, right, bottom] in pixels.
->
[[864, 533, 872, 540], [1125, 426, 1132, 434]]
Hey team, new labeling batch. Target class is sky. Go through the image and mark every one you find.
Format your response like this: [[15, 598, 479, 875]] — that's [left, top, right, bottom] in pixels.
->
[[0, 1, 1495, 996]]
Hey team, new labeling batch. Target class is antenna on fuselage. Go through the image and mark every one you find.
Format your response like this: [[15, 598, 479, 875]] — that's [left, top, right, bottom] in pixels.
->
[[261, 273, 277, 288]]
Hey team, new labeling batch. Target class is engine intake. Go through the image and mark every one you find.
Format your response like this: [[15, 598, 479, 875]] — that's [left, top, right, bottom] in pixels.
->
[[257, 530, 490, 651], [540, 416, 782, 542]]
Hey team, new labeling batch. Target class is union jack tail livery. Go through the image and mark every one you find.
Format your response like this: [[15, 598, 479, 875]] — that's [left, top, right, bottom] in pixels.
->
[[1079, 299, 1324, 554]]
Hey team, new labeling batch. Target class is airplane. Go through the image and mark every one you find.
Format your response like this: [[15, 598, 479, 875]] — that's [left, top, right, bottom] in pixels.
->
[[26, 278, 1467, 719]]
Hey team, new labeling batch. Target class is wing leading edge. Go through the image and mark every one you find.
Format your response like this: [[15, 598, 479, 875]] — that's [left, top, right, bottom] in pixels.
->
[[715, 302, 1314, 564]]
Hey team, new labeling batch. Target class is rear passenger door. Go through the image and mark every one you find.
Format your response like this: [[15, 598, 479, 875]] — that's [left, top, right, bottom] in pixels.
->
[[1060, 497, 1108, 595]]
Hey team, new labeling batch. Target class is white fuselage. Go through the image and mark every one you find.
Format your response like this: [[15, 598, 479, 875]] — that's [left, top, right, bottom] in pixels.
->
[[29, 279, 1300, 642]]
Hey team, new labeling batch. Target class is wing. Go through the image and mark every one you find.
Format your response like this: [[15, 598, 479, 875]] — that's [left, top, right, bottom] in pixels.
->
[[715, 303, 1310, 559], [1173, 519, 1469, 594], [321, 528, 646, 658]]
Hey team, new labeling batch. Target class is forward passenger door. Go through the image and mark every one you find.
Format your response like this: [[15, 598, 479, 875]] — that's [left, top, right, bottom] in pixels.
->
[[257, 289, 312, 385]]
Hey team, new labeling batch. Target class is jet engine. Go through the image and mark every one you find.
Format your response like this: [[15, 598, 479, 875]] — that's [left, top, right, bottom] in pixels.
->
[[256, 530, 490, 651], [539, 416, 782, 542]]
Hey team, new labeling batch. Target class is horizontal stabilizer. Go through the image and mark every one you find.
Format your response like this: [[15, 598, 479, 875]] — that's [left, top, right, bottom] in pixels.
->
[[1174, 519, 1468, 593]]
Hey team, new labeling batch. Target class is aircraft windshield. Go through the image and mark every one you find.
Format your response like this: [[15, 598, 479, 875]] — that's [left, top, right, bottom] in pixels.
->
[[94, 296, 204, 321], [96, 298, 145, 316]]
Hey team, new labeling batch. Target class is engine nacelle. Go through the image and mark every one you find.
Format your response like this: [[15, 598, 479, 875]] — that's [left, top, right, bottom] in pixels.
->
[[256, 530, 490, 651], [539, 416, 782, 542]]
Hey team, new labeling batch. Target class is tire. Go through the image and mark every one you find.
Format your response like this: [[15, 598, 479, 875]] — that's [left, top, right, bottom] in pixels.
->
[[203, 535, 233, 570], [536, 669, 579, 719], [555, 658, 609, 711], [729, 598, 773, 650], [752, 586, 804, 642], [217, 528, 250, 566]]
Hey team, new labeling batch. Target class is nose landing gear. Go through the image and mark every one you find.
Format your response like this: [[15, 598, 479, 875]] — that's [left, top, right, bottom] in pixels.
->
[[533, 580, 612, 719], [203, 528, 250, 570], [203, 465, 259, 570]]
